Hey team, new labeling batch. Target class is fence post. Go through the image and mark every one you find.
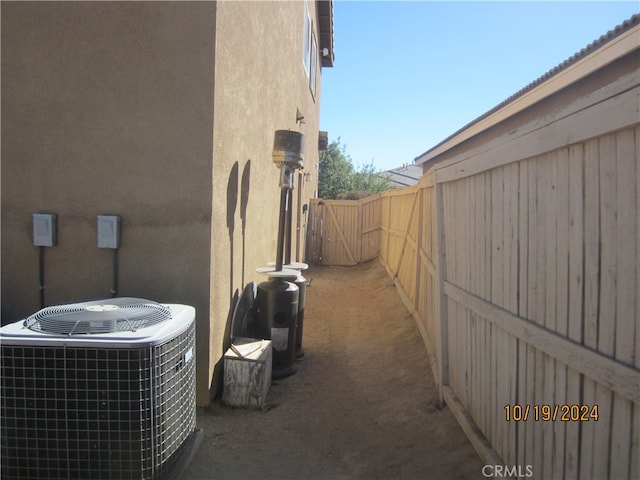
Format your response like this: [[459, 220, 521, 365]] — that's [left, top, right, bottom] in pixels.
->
[[357, 198, 363, 263], [385, 195, 391, 266], [413, 187, 424, 316], [435, 180, 449, 406]]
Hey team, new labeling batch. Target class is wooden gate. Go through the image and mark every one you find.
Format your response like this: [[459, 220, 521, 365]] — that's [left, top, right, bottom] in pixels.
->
[[306, 196, 381, 265]]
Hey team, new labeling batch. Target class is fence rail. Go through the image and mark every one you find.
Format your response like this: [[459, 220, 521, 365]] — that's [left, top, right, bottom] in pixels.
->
[[306, 125, 639, 479]]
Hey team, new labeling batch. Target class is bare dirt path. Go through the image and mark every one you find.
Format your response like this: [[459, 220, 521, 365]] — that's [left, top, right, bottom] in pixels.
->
[[179, 260, 484, 480]]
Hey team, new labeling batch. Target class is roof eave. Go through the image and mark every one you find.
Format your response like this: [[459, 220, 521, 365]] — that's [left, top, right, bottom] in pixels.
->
[[415, 14, 640, 167], [317, 0, 335, 68]]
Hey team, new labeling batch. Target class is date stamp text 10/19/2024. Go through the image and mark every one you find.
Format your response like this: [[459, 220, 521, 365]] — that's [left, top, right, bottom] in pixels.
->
[[504, 404, 599, 422]]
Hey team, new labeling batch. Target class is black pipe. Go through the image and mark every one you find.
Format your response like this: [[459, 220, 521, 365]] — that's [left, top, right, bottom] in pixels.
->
[[284, 188, 293, 266], [275, 188, 288, 271], [112, 249, 119, 297], [38, 246, 45, 308]]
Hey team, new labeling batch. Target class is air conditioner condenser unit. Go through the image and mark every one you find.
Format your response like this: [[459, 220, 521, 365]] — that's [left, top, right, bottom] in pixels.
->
[[0, 297, 197, 480]]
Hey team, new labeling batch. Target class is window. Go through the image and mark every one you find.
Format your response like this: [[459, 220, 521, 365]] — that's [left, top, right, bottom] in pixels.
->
[[310, 31, 318, 97], [302, 0, 311, 76]]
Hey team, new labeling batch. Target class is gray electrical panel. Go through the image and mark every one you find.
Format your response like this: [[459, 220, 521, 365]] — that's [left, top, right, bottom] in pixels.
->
[[32, 213, 57, 247], [97, 215, 121, 249]]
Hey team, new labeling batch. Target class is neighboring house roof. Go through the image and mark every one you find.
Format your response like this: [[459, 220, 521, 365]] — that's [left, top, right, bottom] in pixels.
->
[[415, 13, 640, 166], [379, 164, 422, 188], [318, 0, 335, 68]]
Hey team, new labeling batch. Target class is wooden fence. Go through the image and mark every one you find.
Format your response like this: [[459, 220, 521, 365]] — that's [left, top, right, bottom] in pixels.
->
[[306, 195, 381, 266], [305, 125, 639, 478]]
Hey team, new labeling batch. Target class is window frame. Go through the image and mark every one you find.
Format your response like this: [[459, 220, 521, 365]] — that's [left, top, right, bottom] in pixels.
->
[[309, 29, 318, 98], [302, 0, 311, 76]]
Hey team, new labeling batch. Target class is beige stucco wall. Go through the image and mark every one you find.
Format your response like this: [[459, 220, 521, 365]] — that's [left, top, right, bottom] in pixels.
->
[[208, 0, 321, 398], [1, 2, 216, 402], [1, 1, 323, 405]]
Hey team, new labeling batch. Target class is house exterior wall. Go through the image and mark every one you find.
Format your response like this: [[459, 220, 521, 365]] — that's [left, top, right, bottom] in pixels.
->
[[1, 1, 216, 319], [1, 0, 324, 405], [208, 0, 322, 399]]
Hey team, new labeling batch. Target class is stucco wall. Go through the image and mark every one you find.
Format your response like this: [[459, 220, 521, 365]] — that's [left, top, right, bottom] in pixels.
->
[[208, 0, 321, 397], [1, 2, 216, 402]]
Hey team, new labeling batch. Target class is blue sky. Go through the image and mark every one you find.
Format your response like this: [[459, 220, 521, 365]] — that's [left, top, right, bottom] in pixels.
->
[[319, 1, 639, 171]]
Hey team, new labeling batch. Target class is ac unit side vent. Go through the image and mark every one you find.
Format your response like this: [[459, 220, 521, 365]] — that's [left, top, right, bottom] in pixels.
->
[[24, 297, 172, 335]]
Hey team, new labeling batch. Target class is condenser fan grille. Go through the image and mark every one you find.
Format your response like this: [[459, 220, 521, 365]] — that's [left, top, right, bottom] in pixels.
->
[[24, 298, 173, 335]]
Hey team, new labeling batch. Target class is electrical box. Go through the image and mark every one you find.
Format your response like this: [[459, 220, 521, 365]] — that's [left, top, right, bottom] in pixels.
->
[[97, 215, 121, 249], [32, 213, 57, 247]]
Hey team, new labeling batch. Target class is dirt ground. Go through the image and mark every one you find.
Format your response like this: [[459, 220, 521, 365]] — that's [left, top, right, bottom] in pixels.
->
[[179, 260, 484, 480]]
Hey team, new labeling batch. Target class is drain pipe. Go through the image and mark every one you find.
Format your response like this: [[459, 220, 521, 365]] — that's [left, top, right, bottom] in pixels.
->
[[38, 247, 46, 308], [111, 249, 119, 298]]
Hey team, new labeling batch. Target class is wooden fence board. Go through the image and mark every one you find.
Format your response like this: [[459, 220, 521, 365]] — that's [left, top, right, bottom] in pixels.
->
[[516, 159, 531, 470], [564, 143, 584, 480], [462, 180, 472, 411], [436, 181, 449, 397], [542, 152, 557, 480], [580, 137, 600, 479], [610, 129, 637, 480], [413, 188, 423, 319], [490, 169, 504, 454], [553, 148, 569, 479], [501, 168, 517, 462], [306, 199, 322, 264], [593, 134, 617, 480], [615, 129, 637, 365], [632, 126, 640, 480], [504, 163, 519, 467]]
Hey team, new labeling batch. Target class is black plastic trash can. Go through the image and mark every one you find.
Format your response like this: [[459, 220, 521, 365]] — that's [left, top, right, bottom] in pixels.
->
[[254, 277, 299, 379]]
